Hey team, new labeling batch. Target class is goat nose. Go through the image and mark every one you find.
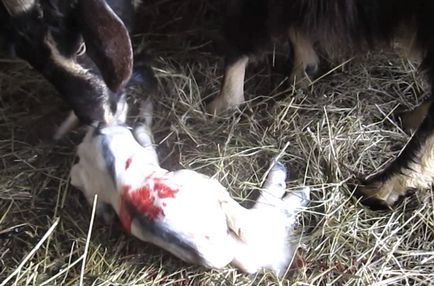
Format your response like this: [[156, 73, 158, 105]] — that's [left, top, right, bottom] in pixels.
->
[[295, 187, 310, 206], [272, 161, 287, 174]]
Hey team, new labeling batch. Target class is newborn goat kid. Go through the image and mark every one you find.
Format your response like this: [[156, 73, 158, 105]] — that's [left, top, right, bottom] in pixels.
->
[[70, 101, 309, 276]]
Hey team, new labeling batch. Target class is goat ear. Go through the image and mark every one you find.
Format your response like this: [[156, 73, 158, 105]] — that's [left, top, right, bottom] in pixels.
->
[[77, 0, 133, 92]]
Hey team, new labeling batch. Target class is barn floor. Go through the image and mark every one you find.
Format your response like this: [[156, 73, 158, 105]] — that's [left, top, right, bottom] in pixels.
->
[[1, 1, 434, 285]]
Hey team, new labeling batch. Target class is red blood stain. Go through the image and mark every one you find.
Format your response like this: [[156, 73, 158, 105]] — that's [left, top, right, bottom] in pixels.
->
[[129, 185, 164, 220], [125, 158, 132, 170], [120, 177, 179, 222], [154, 178, 178, 198]]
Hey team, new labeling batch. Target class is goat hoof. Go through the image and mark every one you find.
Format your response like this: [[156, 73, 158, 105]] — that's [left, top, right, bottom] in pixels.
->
[[271, 160, 287, 174], [269, 161, 288, 182], [305, 64, 319, 79], [288, 187, 310, 207], [289, 66, 316, 87], [298, 187, 310, 207], [206, 96, 243, 116], [356, 177, 409, 209], [281, 186, 310, 217]]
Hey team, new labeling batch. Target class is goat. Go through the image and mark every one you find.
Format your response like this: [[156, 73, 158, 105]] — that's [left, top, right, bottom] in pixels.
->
[[70, 99, 310, 276], [0, 0, 142, 125], [207, 0, 434, 208]]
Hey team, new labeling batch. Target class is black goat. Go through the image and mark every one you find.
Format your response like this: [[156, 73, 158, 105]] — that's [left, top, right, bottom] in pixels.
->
[[0, 0, 140, 124], [208, 0, 434, 208]]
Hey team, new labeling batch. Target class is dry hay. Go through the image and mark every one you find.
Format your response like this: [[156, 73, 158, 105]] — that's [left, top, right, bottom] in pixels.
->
[[1, 1, 434, 285]]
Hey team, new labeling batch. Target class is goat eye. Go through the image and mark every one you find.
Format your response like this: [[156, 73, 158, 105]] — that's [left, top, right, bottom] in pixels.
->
[[76, 42, 86, 56]]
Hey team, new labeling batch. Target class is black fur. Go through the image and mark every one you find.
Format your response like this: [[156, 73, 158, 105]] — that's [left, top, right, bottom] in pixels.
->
[[0, 0, 151, 125], [224, 0, 432, 57]]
